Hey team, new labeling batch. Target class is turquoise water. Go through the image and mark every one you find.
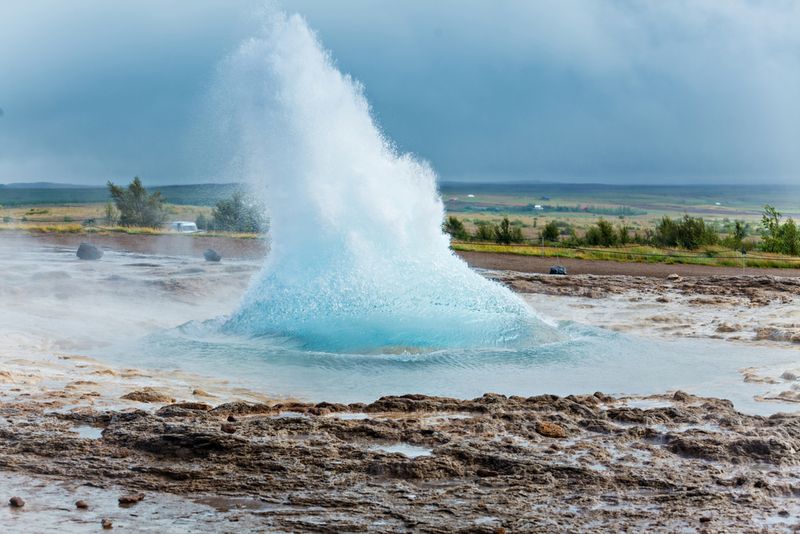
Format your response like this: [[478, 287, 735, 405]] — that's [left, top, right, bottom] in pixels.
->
[[109, 318, 796, 416]]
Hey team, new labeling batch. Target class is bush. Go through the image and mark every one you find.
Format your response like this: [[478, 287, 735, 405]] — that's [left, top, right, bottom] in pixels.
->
[[107, 177, 166, 228], [541, 221, 560, 242], [495, 217, 524, 244], [195, 213, 210, 231], [474, 221, 495, 241], [761, 205, 799, 255], [585, 218, 617, 247], [652, 215, 718, 249], [443, 216, 469, 240], [212, 192, 266, 233]]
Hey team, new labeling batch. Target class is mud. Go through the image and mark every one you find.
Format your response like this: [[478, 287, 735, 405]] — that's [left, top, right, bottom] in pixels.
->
[[1, 392, 799, 532]]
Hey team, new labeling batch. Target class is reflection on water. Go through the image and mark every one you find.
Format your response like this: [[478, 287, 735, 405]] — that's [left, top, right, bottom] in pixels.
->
[[96, 318, 797, 416]]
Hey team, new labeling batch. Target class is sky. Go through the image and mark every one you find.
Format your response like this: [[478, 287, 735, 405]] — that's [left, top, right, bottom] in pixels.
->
[[1, 0, 799, 185]]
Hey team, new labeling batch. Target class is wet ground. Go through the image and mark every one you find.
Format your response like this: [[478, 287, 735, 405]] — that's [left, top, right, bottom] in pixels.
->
[[1, 392, 799, 532]]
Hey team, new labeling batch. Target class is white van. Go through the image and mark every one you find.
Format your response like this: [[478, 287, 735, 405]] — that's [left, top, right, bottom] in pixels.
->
[[169, 221, 199, 233]]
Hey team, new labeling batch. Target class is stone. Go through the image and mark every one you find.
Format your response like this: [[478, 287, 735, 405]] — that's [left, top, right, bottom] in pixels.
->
[[118, 493, 145, 505], [221, 423, 237, 434], [75, 500, 89, 509], [101, 518, 113, 529], [203, 249, 222, 262], [76, 242, 103, 260], [8, 496, 25, 508], [227, 415, 237, 422], [121, 387, 175, 403], [549, 265, 567, 275], [667, 273, 681, 281], [535, 421, 567, 439], [781, 371, 797, 381]]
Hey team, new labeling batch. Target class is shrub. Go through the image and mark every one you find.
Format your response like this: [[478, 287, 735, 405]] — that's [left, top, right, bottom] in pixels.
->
[[474, 221, 495, 241], [212, 191, 266, 233], [541, 221, 560, 242], [195, 213, 210, 231], [653, 215, 718, 250], [761, 205, 800, 256], [107, 177, 166, 228], [495, 217, 524, 244], [443, 216, 469, 240], [585, 218, 617, 247]]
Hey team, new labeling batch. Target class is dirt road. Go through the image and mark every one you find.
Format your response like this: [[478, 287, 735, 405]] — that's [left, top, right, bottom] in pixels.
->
[[457, 250, 800, 278]]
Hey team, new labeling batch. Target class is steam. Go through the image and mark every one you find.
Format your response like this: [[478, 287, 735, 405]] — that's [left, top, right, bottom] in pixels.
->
[[215, 11, 553, 352]]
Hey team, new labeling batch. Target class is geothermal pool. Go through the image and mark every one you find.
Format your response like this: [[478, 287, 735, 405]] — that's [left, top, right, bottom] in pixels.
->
[[1, 240, 796, 417]]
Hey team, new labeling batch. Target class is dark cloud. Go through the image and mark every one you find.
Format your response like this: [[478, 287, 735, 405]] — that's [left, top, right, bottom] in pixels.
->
[[1, 1, 799, 184]]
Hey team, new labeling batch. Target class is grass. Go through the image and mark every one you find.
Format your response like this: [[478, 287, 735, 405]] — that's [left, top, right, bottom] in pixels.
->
[[0, 222, 260, 239], [451, 242, 800, 269]]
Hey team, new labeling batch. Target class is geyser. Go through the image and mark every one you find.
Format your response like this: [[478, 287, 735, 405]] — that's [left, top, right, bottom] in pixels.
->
[[218, 12, 554, 352]]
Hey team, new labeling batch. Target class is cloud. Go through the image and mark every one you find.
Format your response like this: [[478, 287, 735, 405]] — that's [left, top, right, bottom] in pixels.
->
[[1, 0, 799, 184]]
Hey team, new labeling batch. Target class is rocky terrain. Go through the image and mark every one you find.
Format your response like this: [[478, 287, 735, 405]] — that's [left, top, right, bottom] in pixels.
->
[[2, 390, 800, 532], [491, 271, 800, 348]]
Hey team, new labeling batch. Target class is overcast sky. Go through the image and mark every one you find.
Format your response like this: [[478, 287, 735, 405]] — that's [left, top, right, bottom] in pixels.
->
[[1, 0, 799, 185]]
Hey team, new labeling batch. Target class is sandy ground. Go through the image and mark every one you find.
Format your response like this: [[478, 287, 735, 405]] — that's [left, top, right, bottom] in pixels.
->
[[1, 235, 799, 532]]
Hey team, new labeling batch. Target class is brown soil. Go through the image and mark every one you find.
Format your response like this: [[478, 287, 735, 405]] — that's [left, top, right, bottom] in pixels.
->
[[2, 392, 799, 531], [457, 250, 800, 278]]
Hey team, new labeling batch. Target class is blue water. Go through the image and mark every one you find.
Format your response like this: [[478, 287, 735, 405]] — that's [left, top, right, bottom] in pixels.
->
[[104, 318, 796, 416]]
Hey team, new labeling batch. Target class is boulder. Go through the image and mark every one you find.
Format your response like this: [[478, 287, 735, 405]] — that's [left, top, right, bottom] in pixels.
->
[[76, 242, 103, 260], [203, 249, 222, 262], [549, 265, 567, 276]]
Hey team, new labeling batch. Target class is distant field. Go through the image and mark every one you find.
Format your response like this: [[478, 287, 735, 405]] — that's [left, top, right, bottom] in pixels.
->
[[439, 182, 800, 241], [0, 183, 239, 206]]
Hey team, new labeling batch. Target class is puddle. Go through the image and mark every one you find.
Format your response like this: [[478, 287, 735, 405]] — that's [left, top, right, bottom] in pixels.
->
[[620, 399, 674, 410], [327, 412, 371, 420], [368, 443, 433, 458], [270, 411, 309, 419], [73, 425, 103, 440]]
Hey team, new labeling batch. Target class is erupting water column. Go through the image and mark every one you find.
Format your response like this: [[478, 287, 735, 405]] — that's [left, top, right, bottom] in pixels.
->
[[219, 12, 554, 352]]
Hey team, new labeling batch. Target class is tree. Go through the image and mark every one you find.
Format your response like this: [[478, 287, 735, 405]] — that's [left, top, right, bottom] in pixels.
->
[[541, 221, 560, 242], [585, 218, 617, 247], [474, 222, 495, 241], [443, 216, 469, 240], [195, 213, 209, 231], [761, 205, 799, 255], [212, 191, 266, 233], [652, 214, 717, 250], [107, 177, 166, 228], [104, 202, 118, 225]]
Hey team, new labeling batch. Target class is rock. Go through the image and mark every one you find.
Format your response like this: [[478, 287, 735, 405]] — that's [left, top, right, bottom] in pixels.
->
[[192, 389, 215, 398], [121, 387, 175, 403], [101, 518, 113, 529], [715, 323, 738, 333], [781, 371, 797, 381], [667, 273, 681, 281], [535, 421, 567, 439], [75, 500, 89, 509], [221, 423, 237, 434], [76, 242, 103, 260], [672, 390, 691, 402], [118, 493, 145, 505], [203, 249, 222, 262], [227, 415, 237, 422], [8, 496, 25, 507], [476, 468, 499, 477], [549, 265, 567, 276]]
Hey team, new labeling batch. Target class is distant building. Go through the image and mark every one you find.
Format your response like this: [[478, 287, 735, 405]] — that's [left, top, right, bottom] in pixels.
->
[[467, 194, 475, 198], [169, 221, 198, 233], [534, 204, 544, 210]]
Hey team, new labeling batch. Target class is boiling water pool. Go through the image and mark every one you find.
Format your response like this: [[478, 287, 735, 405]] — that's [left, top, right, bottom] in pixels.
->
[[103, 318, 796, 416]]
